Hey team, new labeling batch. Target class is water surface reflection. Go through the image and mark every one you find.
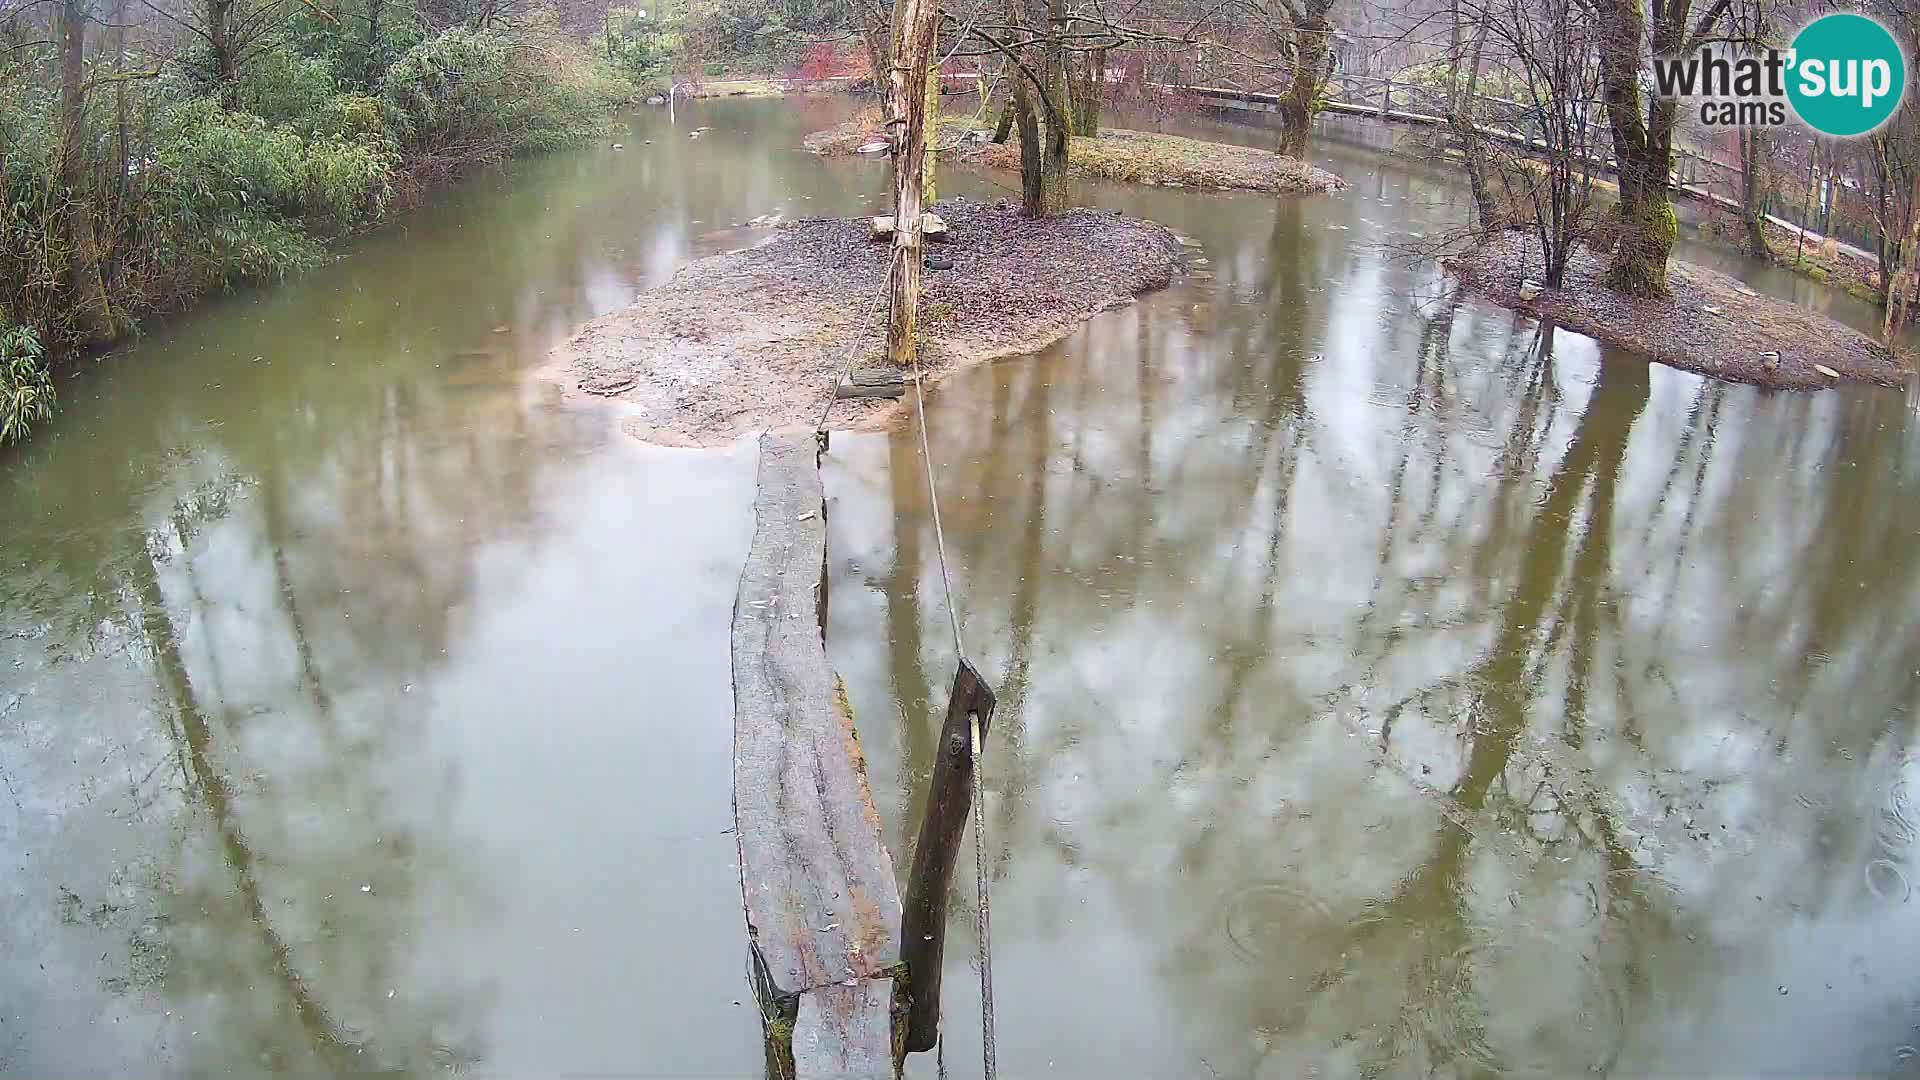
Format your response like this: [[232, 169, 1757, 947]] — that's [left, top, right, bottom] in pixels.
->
[[828, 157, 1920, 1078], [2, 94, 1915, 1077]]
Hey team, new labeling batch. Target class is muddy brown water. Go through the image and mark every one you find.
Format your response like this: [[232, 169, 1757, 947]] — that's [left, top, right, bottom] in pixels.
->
[[3, 96, 1918, 1077]]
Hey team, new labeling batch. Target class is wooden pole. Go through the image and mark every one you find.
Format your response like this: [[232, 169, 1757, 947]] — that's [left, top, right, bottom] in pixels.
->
[[924, 61, 939, 205], [899, 659, 996, 1054], [885, 0, 939, 367]]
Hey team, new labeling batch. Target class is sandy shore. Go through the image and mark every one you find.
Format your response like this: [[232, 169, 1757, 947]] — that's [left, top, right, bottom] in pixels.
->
[[1446, 233, 1911, 389], [547, 199, 1184, 446]]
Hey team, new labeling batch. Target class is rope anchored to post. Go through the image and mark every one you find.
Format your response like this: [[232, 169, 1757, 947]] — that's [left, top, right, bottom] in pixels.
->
[[895, 326, 998, 1079], [808, 187, 998, 1080]]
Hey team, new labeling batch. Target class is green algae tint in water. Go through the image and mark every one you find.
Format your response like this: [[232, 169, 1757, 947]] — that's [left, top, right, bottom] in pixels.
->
[[0, 97, 878, 1077], [4, 97, 1920, 1077], [825, 125, 1920, 1078]]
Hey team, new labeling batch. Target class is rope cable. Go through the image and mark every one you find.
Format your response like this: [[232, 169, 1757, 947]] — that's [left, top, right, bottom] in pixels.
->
[[809, 203, 996, 1078], [970, 710, 996, 1080], [815, 265, 896, 435]]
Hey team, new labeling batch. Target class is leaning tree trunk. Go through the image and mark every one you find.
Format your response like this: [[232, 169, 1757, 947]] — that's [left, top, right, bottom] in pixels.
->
[[59, 0, 115, 348], [1872, 135, 1898, 306], [882, 0, 939, 366], [992, 92, 1015, 142]]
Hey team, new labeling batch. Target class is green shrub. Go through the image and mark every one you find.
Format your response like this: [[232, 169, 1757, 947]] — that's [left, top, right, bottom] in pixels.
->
[[311, 93, 389, 143], [0, 80, 79, 351], [137, 99, 391, 288], [600, 8, 670, 85], [0, 20, 629, 447], [0, 324, 53, 447], [236, 49, 339, 125], [382, 28, 614, 159]]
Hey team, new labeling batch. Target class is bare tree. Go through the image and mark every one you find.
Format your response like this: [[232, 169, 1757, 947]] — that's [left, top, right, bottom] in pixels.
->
[[1482, 0, 1604, 285]]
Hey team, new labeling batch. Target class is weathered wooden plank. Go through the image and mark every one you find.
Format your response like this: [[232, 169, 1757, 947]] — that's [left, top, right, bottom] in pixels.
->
[[732, 432, 902, 1078], [836, 368, 908, 400], [867, 212, 950, 242], [899, 659, 997, 1053], [792, 979, 896, 1080]]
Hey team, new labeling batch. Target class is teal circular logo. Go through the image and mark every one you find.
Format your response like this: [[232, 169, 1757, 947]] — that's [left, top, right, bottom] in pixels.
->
[[1787, 13, 1907, 137]]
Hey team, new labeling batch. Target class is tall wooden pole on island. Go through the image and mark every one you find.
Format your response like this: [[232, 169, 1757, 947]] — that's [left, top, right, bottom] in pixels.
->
[[885, 0, 940, 367]]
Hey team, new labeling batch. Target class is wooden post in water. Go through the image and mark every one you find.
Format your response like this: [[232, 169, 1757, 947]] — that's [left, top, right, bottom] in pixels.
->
[[899, 660, 997, 1053], [884, 0, 939, 367]]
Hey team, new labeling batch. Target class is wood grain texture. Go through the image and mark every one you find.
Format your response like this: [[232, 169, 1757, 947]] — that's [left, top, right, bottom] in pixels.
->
[[792, 979, 896, 1080], [836, 368, 908, 400], [898, 659, 996, 1053], [732, 432, 901, 1078]]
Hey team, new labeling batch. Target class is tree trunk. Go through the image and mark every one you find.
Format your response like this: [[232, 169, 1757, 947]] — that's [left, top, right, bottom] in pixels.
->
[[59, 0, 115, 348], [365, 0, 386, 86], [1011, 54, 1043, 212], [1607, 162, 1678, 296], [861, 0, 891, 91], [922, 62, 938, 204], [1036, 0, 1069, 213], [207, 0, 237, 101], [1277, 1, 1333, 158], [1820, 143, 1836, 235], [1739, 127, 1769, 259], [1004, 0, 1059, 216], [1884, 169, 1920, 340], [1067, 48, 1104, 136], [1596, 0, 1676, 296], [882, 0, 938, 366], [1447, 0, 1497, 228], [992, 92, 1015, 142]]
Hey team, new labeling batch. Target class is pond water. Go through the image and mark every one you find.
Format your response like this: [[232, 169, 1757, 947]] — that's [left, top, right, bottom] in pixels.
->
[[3, 96, 1918, 1077]]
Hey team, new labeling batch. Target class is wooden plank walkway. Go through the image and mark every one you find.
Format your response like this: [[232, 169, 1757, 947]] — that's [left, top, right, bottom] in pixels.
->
[[731, 432, 901, 1080]]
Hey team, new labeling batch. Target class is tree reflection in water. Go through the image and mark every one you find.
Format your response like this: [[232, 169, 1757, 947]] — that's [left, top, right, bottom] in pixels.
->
[[833, 193, 1920, 1077]]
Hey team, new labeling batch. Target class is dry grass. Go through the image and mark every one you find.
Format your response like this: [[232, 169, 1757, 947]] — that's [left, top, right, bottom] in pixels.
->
[[805, 117, 1346, 195], [692, 79, 794, 98]]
